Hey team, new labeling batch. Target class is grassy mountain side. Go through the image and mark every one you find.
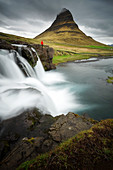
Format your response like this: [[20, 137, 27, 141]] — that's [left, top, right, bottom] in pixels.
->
[[0, 32, 113, 66], [35, 8, 105, 47], [0, 32, 36, 44], [18, 119, 113, 170]]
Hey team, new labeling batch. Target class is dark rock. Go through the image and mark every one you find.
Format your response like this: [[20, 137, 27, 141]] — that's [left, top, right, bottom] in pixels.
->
[[0, 39, 14, 51], [49, 112, 93, 142], [0, 109, 56, 162], [0, 38, 56, 71], [33, 44, 56, 70]]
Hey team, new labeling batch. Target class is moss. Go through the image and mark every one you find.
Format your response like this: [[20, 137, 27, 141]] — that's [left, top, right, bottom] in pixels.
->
[[106, 76, 113, 84], [27, 137, 35, 144], [74, 113, 80, 117], [88, 118, 98, 124]]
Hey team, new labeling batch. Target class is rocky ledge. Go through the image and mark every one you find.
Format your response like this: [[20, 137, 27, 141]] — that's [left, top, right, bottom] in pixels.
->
[[0, 110, 96, 169], [0, 39, 56, 70]]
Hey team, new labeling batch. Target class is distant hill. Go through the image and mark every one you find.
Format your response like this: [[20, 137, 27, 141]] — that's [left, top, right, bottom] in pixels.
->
[[35, 8, 105, 46]]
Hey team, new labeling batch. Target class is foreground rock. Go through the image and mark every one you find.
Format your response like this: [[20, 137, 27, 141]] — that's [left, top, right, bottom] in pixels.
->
[[0, 111, 95, 169], [19, 119, 113, 170]]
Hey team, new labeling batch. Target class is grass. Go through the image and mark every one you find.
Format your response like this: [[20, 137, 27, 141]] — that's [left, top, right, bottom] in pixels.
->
[[53, 54, 91, 65], [18, 119, 113, 170], [107, 76, 113, 84], [0, 32, 40, 45], [84, 45, 113, 50]]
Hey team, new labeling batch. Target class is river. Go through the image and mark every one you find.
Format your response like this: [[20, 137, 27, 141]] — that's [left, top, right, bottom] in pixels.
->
[[54, 57, 113, 120]]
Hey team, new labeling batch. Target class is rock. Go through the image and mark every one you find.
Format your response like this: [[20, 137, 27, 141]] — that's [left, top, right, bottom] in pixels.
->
[[49, 112, 93, 142], [0, 109, 56, 164], [32, 44, 56, 70], [0, 137, 45, 170], [0, 38, 56, 71], [0, 39, 14, 50]]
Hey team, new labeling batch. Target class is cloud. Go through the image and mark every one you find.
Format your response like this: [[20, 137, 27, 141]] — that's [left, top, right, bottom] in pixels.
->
[[0, 0, 113, 44], [0, 20, 8, 26]]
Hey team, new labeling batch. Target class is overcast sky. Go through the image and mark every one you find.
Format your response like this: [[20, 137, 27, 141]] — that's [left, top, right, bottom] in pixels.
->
[[0, 0, 113, 44]]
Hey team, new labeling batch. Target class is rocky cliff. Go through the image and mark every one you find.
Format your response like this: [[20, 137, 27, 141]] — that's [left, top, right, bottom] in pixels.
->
[[35, 8, 104, 46], [0, 39, 56, 71]]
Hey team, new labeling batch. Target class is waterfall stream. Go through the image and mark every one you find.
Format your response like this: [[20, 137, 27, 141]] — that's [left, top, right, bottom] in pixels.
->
[[0, 48, 77, 120]]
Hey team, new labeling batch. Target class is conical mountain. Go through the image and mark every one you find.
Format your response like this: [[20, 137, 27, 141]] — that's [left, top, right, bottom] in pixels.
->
[[35, 8, 103, 46]]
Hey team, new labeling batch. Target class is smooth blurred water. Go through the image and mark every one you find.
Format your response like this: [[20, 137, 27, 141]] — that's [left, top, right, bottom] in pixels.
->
[[0, 49, 78, 120], [54, 58, 113, 120]]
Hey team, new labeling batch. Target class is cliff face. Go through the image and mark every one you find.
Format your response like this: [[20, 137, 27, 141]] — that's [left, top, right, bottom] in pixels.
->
[[0, 39, 56, 71], [35, 8, 104, 46]]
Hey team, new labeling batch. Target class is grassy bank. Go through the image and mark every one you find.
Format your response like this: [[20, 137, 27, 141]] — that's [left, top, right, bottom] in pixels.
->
[[53, 53, 113, 65], [18, 119, 113, 170], [53, 54, 90, 65]]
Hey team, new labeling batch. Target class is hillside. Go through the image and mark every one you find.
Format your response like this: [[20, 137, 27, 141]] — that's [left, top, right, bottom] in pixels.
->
[[0, 28, 113, 66], [35, 8, 105, 46]]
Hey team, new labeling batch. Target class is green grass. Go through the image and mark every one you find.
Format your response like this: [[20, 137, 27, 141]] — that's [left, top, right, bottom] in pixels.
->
[[0, 32, 40, 44], [107, 76, 113, 84], [53, 54, 100, 65], [84, 45, 113, 50]]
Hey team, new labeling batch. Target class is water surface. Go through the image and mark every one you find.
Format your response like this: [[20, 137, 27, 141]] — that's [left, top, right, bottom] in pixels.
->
[[54, 58, 113, 120]]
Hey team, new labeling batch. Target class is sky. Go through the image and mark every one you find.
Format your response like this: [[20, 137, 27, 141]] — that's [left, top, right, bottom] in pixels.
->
[[0, 0, 113, 44]]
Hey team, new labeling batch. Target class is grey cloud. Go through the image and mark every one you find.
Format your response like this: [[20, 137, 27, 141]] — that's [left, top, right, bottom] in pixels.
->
[[0, 20, 8, 26], [0, 0, 113, 44]]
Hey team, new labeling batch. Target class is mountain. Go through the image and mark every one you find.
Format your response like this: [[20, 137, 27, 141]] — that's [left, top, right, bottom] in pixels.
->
[[35, 8, 104, 46]]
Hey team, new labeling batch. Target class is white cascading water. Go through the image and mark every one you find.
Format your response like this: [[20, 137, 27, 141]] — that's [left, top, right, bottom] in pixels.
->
[[0, 48, 79, 120]]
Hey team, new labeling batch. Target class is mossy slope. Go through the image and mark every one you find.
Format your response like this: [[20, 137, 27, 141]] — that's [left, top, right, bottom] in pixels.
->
[[18, 119, 113, 170]]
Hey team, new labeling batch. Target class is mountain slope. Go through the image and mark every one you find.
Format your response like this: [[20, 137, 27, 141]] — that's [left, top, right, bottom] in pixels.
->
[[35, 8, 104, 46]]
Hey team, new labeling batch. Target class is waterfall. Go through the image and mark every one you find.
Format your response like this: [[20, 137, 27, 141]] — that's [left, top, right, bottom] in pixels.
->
[[0, 47, 77, 120]]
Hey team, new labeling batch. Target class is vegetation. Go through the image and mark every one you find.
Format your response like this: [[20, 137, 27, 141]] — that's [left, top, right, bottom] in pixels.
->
[[53, 54, 90, 65], [0, 32, 40, 44], [18, 119, 113, 170], [107, 76, 113, 84], [1, 32, 113, 66]]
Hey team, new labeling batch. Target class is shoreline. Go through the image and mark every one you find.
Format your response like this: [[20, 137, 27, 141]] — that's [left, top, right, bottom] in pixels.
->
[[54, 54, 113, 66]]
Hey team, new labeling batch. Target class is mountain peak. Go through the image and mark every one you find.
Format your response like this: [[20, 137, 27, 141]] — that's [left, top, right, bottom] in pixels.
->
[[49, 8, 78, 31], [35, 9, 103, 46], [57, 8, 69, 15]]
